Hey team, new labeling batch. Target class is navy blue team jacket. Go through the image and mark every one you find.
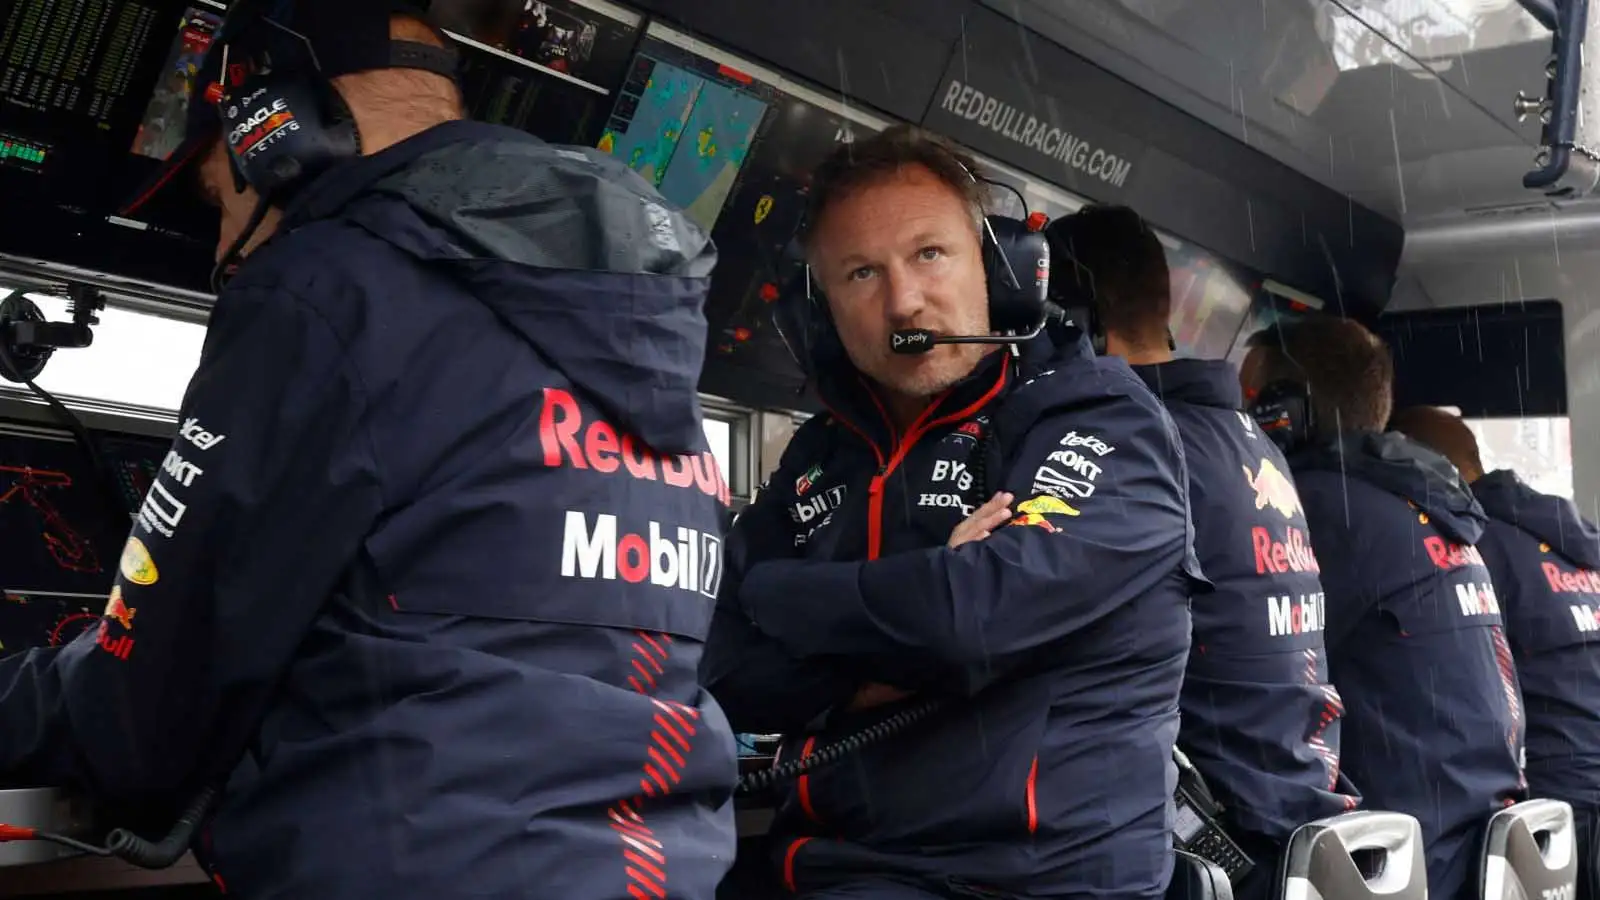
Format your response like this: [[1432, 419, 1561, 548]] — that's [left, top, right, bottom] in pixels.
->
[[1292, 432, 1526, 900], [1474, 469, 1600, 806], [1133, 360, 1357, 843], [0, 121, 739, 899], [703, 325, 1203, 899]]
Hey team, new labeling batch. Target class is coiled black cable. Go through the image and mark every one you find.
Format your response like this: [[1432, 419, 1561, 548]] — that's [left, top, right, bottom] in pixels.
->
[[735, 698, 944, 795], [0, 786, 217, 870], [104, 786, 218, 869], [735, 426, 999, 797]]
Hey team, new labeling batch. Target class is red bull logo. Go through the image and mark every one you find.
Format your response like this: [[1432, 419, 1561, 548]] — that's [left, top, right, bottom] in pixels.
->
[[1423, 536, 1485, 571], [539, 387, 729, 506], [1243, 458, 1302, 520], [1252, 526, 1320, 575], [103, 585, 137, 631], [1007, 494, 1079, 533], [1543, 563, 1600, 596]]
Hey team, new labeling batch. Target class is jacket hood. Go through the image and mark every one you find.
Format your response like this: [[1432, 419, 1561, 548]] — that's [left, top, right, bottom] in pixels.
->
[[1474, 469, 1600, 569], [284, 121, 718, 455], [1131, 359, 1241, 410], [1292, 430, 1488, 544]]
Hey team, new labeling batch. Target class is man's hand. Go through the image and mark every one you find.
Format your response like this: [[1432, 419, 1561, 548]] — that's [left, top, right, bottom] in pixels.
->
[[847, 682, 912, 711], [841, 494, 1015, 712], [948, 491, 1014, 549]]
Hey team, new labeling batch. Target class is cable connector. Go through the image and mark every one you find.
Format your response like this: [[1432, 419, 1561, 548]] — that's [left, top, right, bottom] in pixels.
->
[[0, 824, 40, 842]]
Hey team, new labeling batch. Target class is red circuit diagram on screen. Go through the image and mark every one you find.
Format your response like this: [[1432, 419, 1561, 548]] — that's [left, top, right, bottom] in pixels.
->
[[0, 466, 101, 573]]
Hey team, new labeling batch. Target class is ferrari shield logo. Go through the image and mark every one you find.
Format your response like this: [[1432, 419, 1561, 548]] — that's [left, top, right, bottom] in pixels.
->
[[754, 195, 774, 225]]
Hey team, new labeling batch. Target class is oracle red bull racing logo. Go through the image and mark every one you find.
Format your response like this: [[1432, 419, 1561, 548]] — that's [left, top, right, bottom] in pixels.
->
[[561, 511, 722, 599], [540, 388, 730, 506]]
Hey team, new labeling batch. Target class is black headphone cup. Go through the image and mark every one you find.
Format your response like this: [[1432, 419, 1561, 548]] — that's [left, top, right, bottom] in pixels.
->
[[983, 216, 1050, 335], [1249, 380, 1314, 452]]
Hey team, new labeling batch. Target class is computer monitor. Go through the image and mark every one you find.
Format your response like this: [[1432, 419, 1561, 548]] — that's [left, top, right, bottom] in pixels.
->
[[0, 421, 171, 658], [439, 0, 640, 146], [1226, 284, 1326, 363], [597, 32, 871, 410], [1165, 236, 1258, 360], [0, 0, 644, 297], [0, 0, 223, 294]]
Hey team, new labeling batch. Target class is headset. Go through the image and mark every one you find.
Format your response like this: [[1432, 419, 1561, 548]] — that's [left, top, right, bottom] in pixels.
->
[[770, 159, 1054, 379], [1241, 324, 1317, 453], [1247, 379, 1314, 454], [201, 0, 458, 287], [209, 0, 458, 199]]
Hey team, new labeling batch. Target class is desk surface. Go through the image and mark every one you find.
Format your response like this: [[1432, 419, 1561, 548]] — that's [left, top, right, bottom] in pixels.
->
[[0, 853, 211, 898]]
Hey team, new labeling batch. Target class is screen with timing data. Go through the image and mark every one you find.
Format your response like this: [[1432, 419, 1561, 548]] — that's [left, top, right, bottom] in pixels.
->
[[0, 0, 646, 297], [0, 424, 171, 658], [0, 0, 222, 294]]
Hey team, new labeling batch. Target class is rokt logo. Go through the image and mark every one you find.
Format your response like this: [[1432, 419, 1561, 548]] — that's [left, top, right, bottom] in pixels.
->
[[561, 511, 722, 599]]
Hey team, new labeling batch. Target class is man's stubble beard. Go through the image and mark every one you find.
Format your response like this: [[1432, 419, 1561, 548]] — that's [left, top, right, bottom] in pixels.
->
[[871, 343, 994, 401]]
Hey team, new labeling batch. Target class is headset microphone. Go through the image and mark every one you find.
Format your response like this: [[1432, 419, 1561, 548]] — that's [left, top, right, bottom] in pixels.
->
[[890, 329, 936, 354], [889, 316, 1055, 355]]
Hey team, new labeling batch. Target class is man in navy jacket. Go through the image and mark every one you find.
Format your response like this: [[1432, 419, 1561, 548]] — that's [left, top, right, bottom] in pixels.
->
[[1394, 405, 1600, 900], [703, 125, 1203, 899], [1049, 205, 1358, 900], [1241, 319, 1526, 900], [0, 3, 737, 897]]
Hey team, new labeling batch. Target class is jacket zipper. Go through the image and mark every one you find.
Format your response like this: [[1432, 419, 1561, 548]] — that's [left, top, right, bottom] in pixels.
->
[[863, 367, 1010, 560]]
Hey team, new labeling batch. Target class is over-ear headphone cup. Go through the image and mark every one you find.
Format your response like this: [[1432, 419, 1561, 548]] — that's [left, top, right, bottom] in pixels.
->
[[1248, 380, 1314, 452], [983, 215, 1050, 334]]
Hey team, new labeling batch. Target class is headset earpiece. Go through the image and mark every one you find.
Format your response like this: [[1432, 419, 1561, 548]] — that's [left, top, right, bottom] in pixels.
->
[[981, 214, 1051, 335], [211, 14, 458, 201], [220, 61, 360, 198], [1248, 379, 1314, 453]]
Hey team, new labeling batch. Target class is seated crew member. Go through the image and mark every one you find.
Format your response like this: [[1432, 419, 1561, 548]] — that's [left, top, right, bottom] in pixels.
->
[[1240, 318, 1526, 900], [702, 125, 1203, 900], [1048, 205, 1358, 900], [0, 3, 737, 897], [1392, 406, 1600, 900]]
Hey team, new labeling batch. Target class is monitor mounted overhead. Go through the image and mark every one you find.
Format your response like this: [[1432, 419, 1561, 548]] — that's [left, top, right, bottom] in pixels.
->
[[0, 0, 647, 300]]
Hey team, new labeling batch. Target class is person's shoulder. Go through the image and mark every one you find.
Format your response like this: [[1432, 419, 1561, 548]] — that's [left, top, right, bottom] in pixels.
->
[[225, 218, 447, 346], [777, 413, 844, 470], [1011, 352, 1170, 432]]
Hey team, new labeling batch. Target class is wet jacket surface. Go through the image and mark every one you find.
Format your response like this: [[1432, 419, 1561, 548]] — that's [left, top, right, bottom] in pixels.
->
[[1291, 432, 1526, 900], [0, 121, 739, 899], [705, 325, 1202, 899], [1473, 468, 1600, 805], [1133, 360, 1358, 842]]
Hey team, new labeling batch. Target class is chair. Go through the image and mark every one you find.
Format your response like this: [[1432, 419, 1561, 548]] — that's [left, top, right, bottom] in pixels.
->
[[1168, 848, 1235, 900], [1480, 798, 1577, 900], [1282, 811, 1427, 900]]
